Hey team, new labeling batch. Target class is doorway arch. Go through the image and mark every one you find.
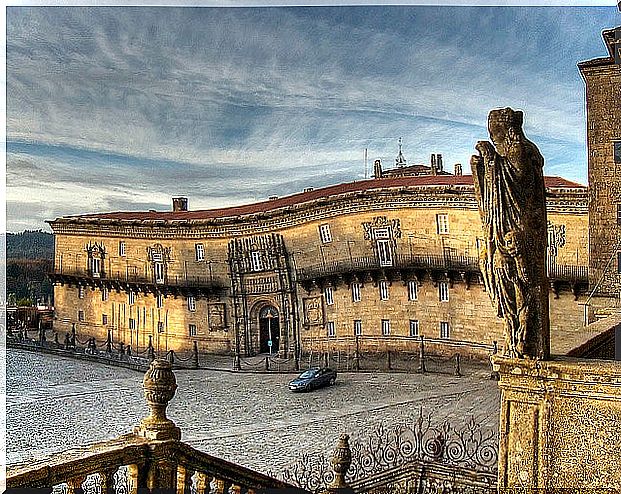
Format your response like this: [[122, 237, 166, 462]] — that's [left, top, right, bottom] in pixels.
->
[[258, 305, 280, 354]]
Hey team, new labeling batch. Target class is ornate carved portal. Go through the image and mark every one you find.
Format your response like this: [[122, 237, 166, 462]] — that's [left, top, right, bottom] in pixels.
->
[[228, 233, 300, 359]]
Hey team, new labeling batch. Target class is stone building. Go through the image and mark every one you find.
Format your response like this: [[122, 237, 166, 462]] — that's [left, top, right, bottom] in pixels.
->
[[579, 27, 621, 296], [48, 162, 589, 360]]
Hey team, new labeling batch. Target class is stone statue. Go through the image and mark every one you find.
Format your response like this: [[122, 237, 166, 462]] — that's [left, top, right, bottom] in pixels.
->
[[471, 108, 550, 359]]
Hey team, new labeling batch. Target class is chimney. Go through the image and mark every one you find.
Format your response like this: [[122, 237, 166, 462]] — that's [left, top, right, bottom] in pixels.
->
[[303, 187, 314, 193], [437, 154, 443, 172], [430, 154, 437, 176], [373, 159, 383, 179], [172, 197, 188, 212], [454, 163, 463, 176], [269, 195, 279, 201]]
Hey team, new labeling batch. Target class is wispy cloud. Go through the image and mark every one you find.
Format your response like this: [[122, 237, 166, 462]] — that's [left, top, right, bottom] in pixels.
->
[[6, 6, 617, 231]]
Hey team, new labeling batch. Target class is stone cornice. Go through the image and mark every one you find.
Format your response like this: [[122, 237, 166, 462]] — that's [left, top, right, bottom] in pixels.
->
[[49, 186, 587, 239]]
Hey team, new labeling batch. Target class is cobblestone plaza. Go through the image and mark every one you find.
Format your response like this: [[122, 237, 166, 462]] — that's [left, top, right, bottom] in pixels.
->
[[7, 349, 501, 476]]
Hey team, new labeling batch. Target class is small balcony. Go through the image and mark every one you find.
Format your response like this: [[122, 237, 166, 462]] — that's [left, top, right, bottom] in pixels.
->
[[48, 269, 224, 297]]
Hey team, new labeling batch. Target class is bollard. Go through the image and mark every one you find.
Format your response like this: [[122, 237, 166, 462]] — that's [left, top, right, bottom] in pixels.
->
[[54, 332, 59, 346], [106, 330, 112, 353], [454, 353, 462, 377], [386, 350, 392, 371], [167, 350, 175, 364], [64, 332, 71, 350], [418, 335, 426, 373], [127, 345, 132, 356], [324, 352, 329, 368], [148, 345, 155, 362], [193, 341, 200, 369], [120, 342, 125, 355], [265, 355, 270, 371]]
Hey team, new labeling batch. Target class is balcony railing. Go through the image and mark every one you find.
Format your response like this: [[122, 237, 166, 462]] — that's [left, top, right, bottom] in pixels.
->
[[297, 254, 588, 285], [547, 263, 588, 282], [7, 359, 306, 494], [49, 269, 223, 293], [296, 253, 480, 281]]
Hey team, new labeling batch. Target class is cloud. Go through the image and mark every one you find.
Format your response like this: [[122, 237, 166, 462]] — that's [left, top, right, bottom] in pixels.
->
[[6, 6, 615, 231]]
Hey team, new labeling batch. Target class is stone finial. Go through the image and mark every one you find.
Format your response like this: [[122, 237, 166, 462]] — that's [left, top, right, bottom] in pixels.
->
[[326, 434, 353, 491], [134, 358, 181, 441]]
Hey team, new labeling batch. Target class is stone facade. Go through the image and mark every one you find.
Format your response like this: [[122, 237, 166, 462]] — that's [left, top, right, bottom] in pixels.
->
[[49, 175, 588, 359], [580, 27, 621, 296], [493, 355, 621, 490]]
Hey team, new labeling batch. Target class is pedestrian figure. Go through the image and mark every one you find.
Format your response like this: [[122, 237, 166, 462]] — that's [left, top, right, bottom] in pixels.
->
[[64, 332, 70, 350]]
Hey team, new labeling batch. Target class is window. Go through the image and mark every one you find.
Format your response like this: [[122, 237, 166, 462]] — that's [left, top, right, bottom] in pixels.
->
[[377, 239, 393, 267], [409, 319, 419, 337], [436, 214, 449, 234], [439, 282, 449, 302], [90, 257, 101, 277], [102, 314, 108, 325], [195, 243, 205, 261], [102, 287, 108, 302], [381, 319, 391, 336], [251, 251, 263, 271], [327, 321, 336, 337], [157, 321, 165, 333], [354, 320, 362, 336], [615, 141, 621, 164], [351, 282, 361, 303], [408, 280, 418, 301], [119, 241, 126, 257], [78, 286, 85, 299], [189, 324, 197, 337], [319, 224, 332, 243], [188, 296, 196, 312], [154, 262, 165, 284], [324, 286, 334, 305], [128, 291, 136, 306], [440, 321, 450, 339], [156, 293, 163, 309], [379, 280, 389, 301], [78, 310, 85, 322], [129, 318, 136, 330]]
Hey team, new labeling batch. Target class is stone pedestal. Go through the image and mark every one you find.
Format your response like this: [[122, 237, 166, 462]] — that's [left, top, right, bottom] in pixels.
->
[[492, 355, 621, 490]]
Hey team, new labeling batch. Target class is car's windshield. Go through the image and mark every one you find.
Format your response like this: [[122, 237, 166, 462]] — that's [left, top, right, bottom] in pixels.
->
[[299, 369, 318, 378]]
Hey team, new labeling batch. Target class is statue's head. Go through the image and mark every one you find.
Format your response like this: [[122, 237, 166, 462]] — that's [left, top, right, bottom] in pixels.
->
[[488, 108, 524, 153]]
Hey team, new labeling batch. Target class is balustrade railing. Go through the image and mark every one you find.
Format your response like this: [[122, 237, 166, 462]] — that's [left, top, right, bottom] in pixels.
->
[[6, 359, 306, 494]]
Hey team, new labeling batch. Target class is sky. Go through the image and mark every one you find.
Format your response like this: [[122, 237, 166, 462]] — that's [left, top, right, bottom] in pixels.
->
[[5, 5, 620, 232]]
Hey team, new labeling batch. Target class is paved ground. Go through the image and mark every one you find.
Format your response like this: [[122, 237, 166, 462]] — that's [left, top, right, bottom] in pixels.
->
[[7, 349, 501, 477]]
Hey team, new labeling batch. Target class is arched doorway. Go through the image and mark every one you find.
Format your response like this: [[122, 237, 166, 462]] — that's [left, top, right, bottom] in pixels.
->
[[258, 305, 280, 354]]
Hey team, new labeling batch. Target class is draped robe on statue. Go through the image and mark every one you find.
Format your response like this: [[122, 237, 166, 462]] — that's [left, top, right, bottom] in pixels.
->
[[471, 108, 550, 359]]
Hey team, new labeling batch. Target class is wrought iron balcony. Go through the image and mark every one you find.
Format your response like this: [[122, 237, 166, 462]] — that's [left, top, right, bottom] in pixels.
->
[[296, 253, 480, 282], [48, 269, 224, 297], [547, 263, 588, 283]]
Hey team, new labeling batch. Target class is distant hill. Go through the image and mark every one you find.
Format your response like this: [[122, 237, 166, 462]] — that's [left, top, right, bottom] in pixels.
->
[[7, 230, 54, 260]]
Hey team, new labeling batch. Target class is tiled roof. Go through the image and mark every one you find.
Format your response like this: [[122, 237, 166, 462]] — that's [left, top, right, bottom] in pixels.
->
[[56, 175, 585, 223]]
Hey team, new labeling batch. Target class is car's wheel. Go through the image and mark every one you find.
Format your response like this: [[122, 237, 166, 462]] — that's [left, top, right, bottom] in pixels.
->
[[329, 377, 336, 386]]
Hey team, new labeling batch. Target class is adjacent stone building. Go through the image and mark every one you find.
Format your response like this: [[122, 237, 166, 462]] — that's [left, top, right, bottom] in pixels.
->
[[579, 27, 621, 297], [48, 164, 588, 360]]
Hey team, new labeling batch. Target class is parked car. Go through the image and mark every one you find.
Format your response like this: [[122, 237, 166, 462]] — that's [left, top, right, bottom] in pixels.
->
[[288, 367, 337, 392]]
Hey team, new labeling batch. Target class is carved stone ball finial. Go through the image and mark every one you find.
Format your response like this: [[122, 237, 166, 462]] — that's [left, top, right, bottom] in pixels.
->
[[134, 358, 181, 441], [329, 434, 352, 489]]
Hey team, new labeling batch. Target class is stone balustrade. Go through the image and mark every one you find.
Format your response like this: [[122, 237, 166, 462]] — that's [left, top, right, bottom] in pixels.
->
[[6, 359, 307, 493]]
